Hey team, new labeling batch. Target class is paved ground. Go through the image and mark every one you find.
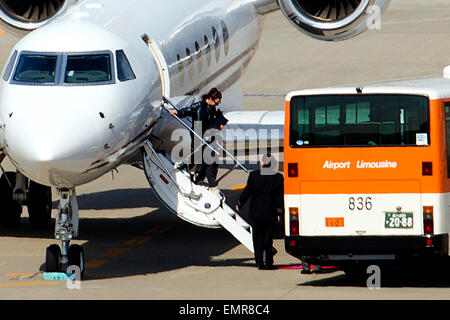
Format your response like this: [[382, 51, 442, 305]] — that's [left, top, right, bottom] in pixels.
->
[[0, 0, 449, 301]]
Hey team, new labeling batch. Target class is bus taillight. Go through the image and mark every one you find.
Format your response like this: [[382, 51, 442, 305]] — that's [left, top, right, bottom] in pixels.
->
[[422, 162, 433, 176], [289, 207, 299, 235], [288, 163, 298, 177], [423, 206, 434, 235]]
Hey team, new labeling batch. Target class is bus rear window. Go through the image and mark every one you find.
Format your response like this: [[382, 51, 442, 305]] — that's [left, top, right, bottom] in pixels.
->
[[290, 94, 430, 147], [13, 54, 57, 84], [64, 54, 112, 84]]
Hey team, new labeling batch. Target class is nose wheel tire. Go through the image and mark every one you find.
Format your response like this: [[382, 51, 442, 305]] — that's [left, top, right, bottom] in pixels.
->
[[45, 244, 85, 278], [0, 172, 22, 227], [27, 181, 52, 229], [45, 244, 61, 272], [68, 244, 85, 277]]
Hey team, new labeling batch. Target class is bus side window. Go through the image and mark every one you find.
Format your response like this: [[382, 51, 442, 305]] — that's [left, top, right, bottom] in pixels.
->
[[445, 103, 450, 177], [290, 96, 306, 146]]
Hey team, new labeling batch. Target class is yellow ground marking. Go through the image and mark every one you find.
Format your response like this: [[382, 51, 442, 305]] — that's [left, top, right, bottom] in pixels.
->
[[0, 282, 59, 287], [145, 225, 171, 235], [0, 28, 5, 36], [145, 226, 162, 234], [230, 184, 246, 191], [85, 226, 170, 269], [103, 248, 131, 258], [85, 259, 109, 269], [123, 236, 153, 247], [5, 273, 34, 278], [84, 273, 134, 279]]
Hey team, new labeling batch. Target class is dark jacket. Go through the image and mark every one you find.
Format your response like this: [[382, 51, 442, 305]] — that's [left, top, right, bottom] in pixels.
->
[[177, 99, 226, 134], [238, 169, 284, 223]]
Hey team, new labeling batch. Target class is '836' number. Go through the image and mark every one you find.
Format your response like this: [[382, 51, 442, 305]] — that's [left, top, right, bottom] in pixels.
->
[[349, 197, 372, 211]]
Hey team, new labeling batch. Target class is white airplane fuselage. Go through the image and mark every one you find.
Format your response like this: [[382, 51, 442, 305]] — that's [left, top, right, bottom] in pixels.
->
[[0, 0, 263, 188]]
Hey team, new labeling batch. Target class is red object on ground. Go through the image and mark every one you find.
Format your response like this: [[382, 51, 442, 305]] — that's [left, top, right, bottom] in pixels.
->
[[277, 265, 340, 271]]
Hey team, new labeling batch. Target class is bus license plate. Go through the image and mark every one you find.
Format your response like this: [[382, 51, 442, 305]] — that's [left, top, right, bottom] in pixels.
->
[[385, 212, 413, 229]]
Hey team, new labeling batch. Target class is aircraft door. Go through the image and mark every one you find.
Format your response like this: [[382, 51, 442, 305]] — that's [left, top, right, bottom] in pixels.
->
[[142, 34, 171, 98]]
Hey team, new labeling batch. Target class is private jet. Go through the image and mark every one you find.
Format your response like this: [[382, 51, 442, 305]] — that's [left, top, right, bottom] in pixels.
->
[[0, 0, 389, 276]]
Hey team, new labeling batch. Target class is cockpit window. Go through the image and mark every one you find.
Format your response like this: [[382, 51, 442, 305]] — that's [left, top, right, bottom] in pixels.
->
[[3, 50, 18, 82], [13, 54, 58, 84], [116, 50, 136, 82], [10, 51, 115, 86], [64, 54, 112, 84]]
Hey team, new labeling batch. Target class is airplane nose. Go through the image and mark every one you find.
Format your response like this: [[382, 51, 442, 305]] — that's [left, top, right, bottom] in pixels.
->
[[3, 99, 100, 187], [8, 130, 98, 187]]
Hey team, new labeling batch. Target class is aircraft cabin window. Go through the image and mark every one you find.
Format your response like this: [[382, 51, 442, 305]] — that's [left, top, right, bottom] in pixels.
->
[[3, 50, 17, 81], [13, 54, 58, 84], [212, 26, 221, 63], [116, 50, 136, 82], [204, 35, 211, 66], [177, 54, 184, 87], [186, 48, 193, 80], [195, 41, 202, 73], [221, 21, 229, 56], [64, 54, 112, 84]]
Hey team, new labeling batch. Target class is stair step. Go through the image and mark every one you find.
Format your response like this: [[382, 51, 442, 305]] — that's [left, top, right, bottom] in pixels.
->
[[211, 208, 254, 253], [143, 141, 253, 253]]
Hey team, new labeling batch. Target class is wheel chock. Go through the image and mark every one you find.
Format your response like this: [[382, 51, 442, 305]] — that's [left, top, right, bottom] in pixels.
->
[[43, 272, 76, 281]]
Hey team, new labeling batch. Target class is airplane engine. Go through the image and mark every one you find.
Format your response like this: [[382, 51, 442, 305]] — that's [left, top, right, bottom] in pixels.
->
[[278, 0, 390, 41], [0, 0, 69, 36]]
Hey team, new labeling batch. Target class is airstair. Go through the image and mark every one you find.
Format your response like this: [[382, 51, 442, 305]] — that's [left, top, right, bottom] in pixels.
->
[[142, 96, 254, 253]]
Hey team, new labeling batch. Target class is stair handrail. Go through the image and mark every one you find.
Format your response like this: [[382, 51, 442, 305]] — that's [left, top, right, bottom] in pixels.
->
[[161, 96, 219, 157], [162, 95, 248, 173]]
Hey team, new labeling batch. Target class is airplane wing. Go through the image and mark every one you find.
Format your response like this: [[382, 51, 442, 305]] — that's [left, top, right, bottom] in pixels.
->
[[222, 110, 284, 161], [140, 94, 285, 165]]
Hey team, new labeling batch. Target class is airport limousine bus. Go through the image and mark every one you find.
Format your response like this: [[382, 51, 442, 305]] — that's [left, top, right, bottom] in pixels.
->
[[284, 76, 450, 273]]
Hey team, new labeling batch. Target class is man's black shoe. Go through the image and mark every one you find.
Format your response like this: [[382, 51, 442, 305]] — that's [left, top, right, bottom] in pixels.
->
[[257, 264, 267, 270], [301, 261, 312, 274], [257, 264, 277, 270]]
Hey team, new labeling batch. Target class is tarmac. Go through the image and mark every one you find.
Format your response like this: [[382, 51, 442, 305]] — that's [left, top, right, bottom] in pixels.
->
[[0, 0, 449, 301]]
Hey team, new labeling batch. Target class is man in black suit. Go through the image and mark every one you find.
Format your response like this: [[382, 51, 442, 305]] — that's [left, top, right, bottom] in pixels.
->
[[236, 154, 284, 270]]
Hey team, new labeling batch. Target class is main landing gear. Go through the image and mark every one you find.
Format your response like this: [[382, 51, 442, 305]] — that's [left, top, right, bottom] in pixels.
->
[[0, 170, 52, 228], [45, 188, 84, 278], [0, 171, 22, 226]]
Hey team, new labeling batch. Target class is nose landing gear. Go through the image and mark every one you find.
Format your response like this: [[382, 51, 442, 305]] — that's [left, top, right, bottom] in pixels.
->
[[45, 188, 84, 278]]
